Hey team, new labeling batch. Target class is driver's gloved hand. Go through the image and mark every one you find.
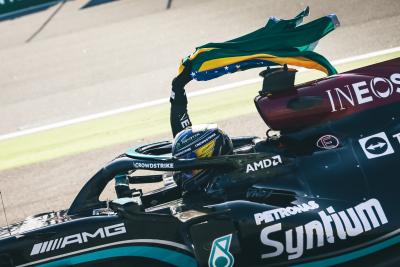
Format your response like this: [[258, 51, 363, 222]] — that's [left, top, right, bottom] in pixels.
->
[[170, 60, 192, 105], [172, 59, 193, 89]]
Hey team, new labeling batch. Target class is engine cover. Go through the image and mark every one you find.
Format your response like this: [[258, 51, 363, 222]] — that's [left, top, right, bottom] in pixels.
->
[[255, 58, 400, 132]]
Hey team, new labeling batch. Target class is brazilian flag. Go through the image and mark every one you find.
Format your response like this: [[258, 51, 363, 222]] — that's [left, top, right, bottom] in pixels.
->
[[179, 7, 340, 81]]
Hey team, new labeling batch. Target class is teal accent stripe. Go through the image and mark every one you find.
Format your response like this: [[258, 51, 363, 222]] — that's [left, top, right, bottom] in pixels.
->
[[292, 234, 400, 267], [36, 246, 197, 267]]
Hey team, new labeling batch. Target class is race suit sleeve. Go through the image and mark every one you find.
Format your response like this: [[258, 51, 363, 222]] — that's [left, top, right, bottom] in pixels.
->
[[170, 62, 193, 137]]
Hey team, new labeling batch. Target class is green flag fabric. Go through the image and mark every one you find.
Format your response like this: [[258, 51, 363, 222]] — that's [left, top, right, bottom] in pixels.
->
[[179, 7, 340, 81]]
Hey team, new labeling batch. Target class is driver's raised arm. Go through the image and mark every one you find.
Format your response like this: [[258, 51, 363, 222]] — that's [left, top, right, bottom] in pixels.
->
[[170, 61, 193, 137]]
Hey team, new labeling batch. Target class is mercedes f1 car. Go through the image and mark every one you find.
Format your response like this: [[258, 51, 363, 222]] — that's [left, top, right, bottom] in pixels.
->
[[1, 6, 400, 265], [0, 54, 399, 266]]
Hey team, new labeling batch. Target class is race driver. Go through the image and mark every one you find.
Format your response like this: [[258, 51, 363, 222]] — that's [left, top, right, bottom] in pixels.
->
[[169, 61, 233, 191]]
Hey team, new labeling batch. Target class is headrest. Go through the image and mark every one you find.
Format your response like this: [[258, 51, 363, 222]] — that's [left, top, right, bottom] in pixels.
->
[[259, 65, 297, 96]]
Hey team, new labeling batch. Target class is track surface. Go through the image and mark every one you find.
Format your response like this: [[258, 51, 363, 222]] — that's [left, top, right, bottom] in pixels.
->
[[0, 0, 399, 224]]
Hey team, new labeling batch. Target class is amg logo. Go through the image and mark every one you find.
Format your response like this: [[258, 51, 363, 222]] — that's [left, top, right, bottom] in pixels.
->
[[30, 223, 126, 256]]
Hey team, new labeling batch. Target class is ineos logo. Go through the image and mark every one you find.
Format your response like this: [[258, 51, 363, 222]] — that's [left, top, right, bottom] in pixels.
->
[[370, 77, 393, 98], [326, 73, 400, 112]]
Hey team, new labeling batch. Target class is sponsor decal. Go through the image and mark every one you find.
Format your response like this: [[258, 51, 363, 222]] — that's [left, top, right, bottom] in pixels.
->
[[176, 131, 201, 150], [326, 73, 400, 112], [209, 234, 234, 267], [180, 113, 191, 128], [260, 198, 388, 260], [359, 132, 394, 159], [246, 155, 282, 173], [359, 131, 399, 159], [254, 201, 319, 225], [30, 223, 126, 256], [393, 133, 400, 143], [195, 133, 217, 149], [316, 135, 340, 150], [176, 131, 217, 152], [133, 162, 174, 169], [195, 139, 216, 158], [174, 147, 192, 157]]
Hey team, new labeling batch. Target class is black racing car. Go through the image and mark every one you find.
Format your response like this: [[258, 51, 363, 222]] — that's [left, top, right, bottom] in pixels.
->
[[0, 55, 399, 266]]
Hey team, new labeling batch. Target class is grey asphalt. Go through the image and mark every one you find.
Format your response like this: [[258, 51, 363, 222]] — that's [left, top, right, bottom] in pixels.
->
[[0, 0, 399, 224]]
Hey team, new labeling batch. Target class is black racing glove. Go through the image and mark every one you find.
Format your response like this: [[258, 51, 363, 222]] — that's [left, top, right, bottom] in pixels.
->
[[171, 60, 193, 90]]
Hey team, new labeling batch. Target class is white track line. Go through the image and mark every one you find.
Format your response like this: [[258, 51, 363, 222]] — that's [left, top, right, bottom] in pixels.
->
[[1, 46, 400, 142]]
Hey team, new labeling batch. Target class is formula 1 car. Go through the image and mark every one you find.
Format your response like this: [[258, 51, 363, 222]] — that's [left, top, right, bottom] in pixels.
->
[[0, 54, 399, 266]]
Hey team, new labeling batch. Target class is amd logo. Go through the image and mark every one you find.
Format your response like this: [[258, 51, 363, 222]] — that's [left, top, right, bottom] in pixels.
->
[[326, 73, 400, 112], [246, 155, 282, 173], [30, 223, 126, 256]]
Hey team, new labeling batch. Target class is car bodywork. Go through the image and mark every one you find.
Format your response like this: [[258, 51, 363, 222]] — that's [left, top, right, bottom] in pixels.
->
[[0, 58, 399, 267]]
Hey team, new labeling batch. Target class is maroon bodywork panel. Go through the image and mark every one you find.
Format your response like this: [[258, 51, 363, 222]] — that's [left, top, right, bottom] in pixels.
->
[[255, 58, 400, 131]]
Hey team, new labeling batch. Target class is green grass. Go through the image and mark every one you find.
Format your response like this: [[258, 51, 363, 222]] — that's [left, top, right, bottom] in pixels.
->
[[0, 51, 399, 171]]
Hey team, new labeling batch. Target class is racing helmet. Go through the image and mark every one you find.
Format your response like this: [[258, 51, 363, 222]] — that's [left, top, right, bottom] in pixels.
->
[[172, 124, 233, 191]]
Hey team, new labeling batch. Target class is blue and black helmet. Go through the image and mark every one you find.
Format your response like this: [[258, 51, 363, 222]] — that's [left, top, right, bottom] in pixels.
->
[[172, 124, 233, 191]]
